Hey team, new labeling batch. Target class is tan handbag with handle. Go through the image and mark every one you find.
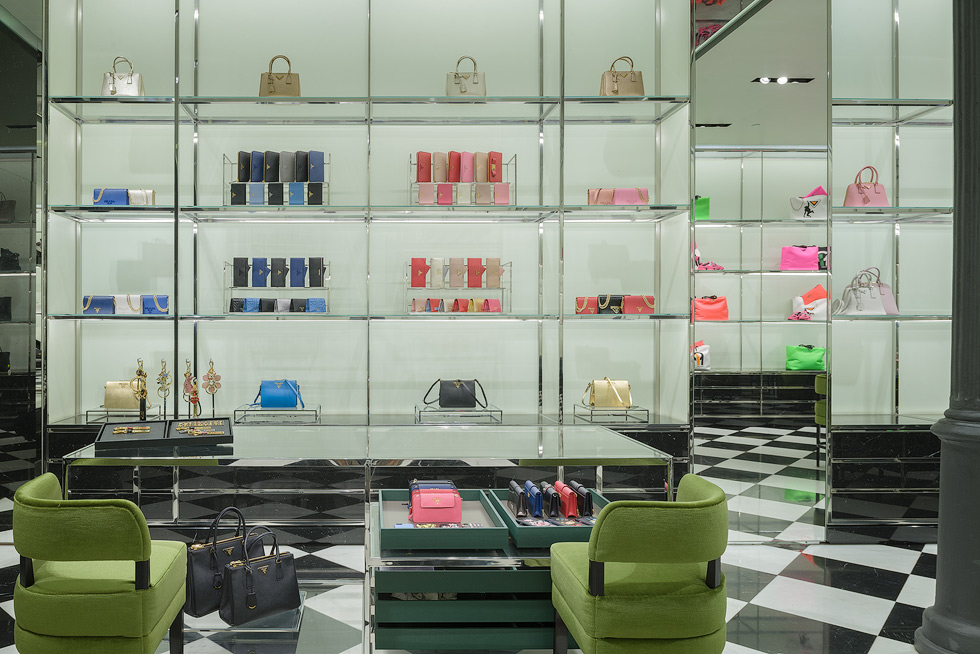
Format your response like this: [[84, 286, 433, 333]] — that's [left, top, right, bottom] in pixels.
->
[[582, 377, 632, 408], [259, 55, 301, 97], [600, 57, 644, 96], [104, 381, 141, 410]]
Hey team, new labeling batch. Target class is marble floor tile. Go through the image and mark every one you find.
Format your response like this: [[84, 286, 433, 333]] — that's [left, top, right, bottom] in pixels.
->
[[723, 544, 800, 576], [896, 575, 936, 609], [727, 603, 876, 654], [868, 636, 918, 654], [727, 597, 748, 621], [309, 545, 365, 573], [911, 554, 936, 579], [727, 495, 813, 522], [746, 445, 813, 459], [722, 565, 778, 602], [741, 427, 795, 436], [695, 427, 739, 437], [715, 459, 788, 475], [700, 476, 757, 495], [303, 584, 365, 629], [804, 544, 921, 575], [758, 475, 826, 494], [722, 643, 768, 654], [776, 522, 826, 542], [751, 576, 895, 635], [728, 529, 774, 543], [714, 435, 775, 447], [879, 602, 926, 644], [695, 446, 744, 459], [779, 554, 908, 601], [922, 543, 938, 555]]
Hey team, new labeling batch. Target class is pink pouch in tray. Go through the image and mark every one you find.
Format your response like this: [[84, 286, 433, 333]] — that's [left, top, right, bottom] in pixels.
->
[[780, 246, 820, 271]]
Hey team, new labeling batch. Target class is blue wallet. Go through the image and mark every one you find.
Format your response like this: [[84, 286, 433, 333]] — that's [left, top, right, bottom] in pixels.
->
[[243, 298, 260, 312], [248, 183, 264, 205], [524, 481, 544, 518], [309, 151, 325, 183], [288, 182, 305, 206], [250, 151, 264, 182], [82, 295, 114, 315], [289, 258, 307, 287], [306, 298, 326, 313], [251, 257, 270, 287], [93, 188, 129, 206], [142, 295, 169, 315]]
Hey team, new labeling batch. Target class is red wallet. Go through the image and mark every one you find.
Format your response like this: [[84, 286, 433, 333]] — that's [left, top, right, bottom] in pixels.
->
[[411, 258, 430, 288], [437, 183, 453, 206], [448, 151, 461, 183], [576, 297, 598, 314], [452, 298, 469, 312], [553, 481, 579, 518], [467, 258, 486, 288], [417, 152, 431, 183], [488, 151, 503, 182]]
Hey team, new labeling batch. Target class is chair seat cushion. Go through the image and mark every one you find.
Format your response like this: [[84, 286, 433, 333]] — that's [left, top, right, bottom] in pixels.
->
[[551, 542, 726, 640], [15, 540, 186, 638]]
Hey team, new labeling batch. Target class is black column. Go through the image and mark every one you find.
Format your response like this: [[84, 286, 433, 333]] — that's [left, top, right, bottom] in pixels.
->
[[915, 2, 980, 653]]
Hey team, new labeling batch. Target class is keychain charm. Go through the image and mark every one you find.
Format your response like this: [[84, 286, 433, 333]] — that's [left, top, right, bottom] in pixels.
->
[[202, 359, 221, 418]]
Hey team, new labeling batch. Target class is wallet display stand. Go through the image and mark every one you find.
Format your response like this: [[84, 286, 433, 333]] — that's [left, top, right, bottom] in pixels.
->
[[233, 404, 321, 425], [223, 154, 331, 207], [415, 404, 503, 425], [409, 153, 516, 207], [86, 405, 162, 424], [406, 260, 512, 315], [572, 403, 651, 425], [224, 260, 331, 315]]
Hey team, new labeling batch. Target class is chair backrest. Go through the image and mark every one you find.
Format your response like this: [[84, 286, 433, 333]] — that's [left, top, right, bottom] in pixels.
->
[[14, 473, 151, 562], [589, 475, 727, 565]]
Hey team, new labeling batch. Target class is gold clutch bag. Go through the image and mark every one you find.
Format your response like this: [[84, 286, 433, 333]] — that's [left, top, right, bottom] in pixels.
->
[[104, 381, 139, 410], [582, 377, 632, 408], [259, 55, 301, 97]]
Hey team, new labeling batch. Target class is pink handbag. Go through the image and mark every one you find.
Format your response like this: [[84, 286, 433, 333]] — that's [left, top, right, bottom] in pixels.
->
[[780, 246, 820, 271], [692, 296, 728, 321], [843, 166, 890, 207], [612, 188, 649, 205], [483, 299, 502, 312]]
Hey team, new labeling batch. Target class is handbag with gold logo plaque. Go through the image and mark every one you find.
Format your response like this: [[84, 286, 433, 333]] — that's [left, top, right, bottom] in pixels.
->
[[101, 56, 144, 96], [446, 56, 486, 96], [599, 56, 645, 96], [186, 507, 264, 618], [251, 380, 304, 409], [423, 379, 488, 409], [259, 55, 301, 97], [218, 527, 300, 626], [582, 377, 633, 408]]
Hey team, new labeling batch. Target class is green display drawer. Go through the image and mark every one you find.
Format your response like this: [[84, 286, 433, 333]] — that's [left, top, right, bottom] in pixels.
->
[[378, 489, 508, 551], [376, 626, 555, 651], [487, 488, 609, 549]]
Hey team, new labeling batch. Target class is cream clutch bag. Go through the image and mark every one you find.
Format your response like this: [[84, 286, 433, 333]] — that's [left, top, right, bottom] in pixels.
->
[[599, 56, 644, 96], [582, 378, 632, 408], [127, 190, 156, 206], [104, 381, 140, 410], [113, 294, 142, 315]]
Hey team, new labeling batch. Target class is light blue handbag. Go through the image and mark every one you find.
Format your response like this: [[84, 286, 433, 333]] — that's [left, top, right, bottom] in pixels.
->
[[141, 295, 168, 315], [251, 380, 304, 409]]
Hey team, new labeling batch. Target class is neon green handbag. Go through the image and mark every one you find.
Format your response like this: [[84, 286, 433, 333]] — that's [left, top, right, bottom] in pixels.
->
[[694, 195, 710, 220], [786, 344, 826, 371]]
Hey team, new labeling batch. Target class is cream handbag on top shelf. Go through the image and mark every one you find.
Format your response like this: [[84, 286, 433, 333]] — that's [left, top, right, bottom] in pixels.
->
[[599, 57, 644, 96], [582, 378, 633, 409], [446, 56, 486, 96], [101, 57, 144, 96], [259, 55, 301, 97]]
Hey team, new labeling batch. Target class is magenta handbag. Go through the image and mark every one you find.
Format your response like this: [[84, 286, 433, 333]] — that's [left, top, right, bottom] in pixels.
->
[[612, 187, 649, 205], [843, 166, 890, 207], [780, 246, 820, 271]]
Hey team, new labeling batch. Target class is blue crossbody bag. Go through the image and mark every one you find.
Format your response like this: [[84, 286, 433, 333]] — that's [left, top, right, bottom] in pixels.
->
[[251, 380, 304, 409]]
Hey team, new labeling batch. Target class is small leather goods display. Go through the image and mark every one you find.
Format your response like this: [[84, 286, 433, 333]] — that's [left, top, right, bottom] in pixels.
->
[[409, 480, 463, 524], [0, 192, 15, 221], [833, 267, 899, 316], [101, 56, 144, 96], [416, 151, 432, 183], [294, 151, 309, 182], [259, 55, 301, 97], [307, 182, 323, 205], [411, 257, 430, 287], [243, 298, 260, 312], [430, 257, 445, 288], [275, 299, 291, 313], [418, 183, 434, 205], [483, 299, 502, 312], [252, 380, 304, 409], [233, 257, 249, 287], [250, 151, 264, 182], [437, 183, 453, 206], [280, 151, 296, 182], [568, 480, 594, 517], [259, 298, 275, 312], [525, 481, 544, 517], [791, 284, 829, 321], [423, 378, 488, 409], [271, 258, 288, 287], [248, 183, 264, 205], [467, 258, 486, 288], [622, 295, 656, 314], [186, 507, 264, 618], [142, 295, 169, 315], [237, 152, 251, 182], [790, 185, 829, 219], [104, 380, 138, 410], [127, 189, 156, 206], [309, 257, 325, 287], [588, 188, 650, 206], [844, 166, 889, 207], [252, 257, 270, 287], [786, 344, 826, 371], [230, 183, 245, 205], [692, 341, 711, 371], [475, 183, 492, 205], [494, 183, 510, 205], [432, 152, 448, 183], [599, 56, 645, 96], [446, 56, 485, 96], [508, 480, 528, 518], [597, 294, 624, 314], [229, 298, 245, 312], [267, 183, 284, 206], [475, 152, 489, 182], [488, 151, 503, 183], [460, 151, 475, 182], [780, 245, 820, 271], [693, 295, 729, 321], [289, 257, 307, 287], [113, 294, 142, 315], [485, 258, 502, 288], [309, 151, 325, 183], [290, 298, 306, 312], [539, 482, 562, 518], [219, 527, 300, 626], [582, 378, 632, 408], [93, 188, 128, 206], [82, 295, 114, 315], [575, 297, 598, 314], [552, 481, 579, 519], [449, 258, 466, 288], [448, 151, 462, 182], [587, 188, 614, 205]]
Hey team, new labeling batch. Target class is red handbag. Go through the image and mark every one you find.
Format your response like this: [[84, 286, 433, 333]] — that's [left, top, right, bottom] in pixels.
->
[[452, 298, 469, 312], [623, 295, 655, 314], [467, 258, 486, 288], [693, 296, 728, 321], [427, 298, 443, 312], [483, 299, 501, 313], [411, 258, 430, 288], [553, 481, 579, 518], [576, 297, 598, 314]]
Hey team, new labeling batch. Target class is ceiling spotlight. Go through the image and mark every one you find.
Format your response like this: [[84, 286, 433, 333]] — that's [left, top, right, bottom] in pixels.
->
[[777, 76, 788, 85], [759, 77, 770, 84]]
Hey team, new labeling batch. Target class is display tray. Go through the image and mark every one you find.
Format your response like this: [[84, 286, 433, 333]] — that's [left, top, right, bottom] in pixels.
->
[[94, 418, 233, 451], [487, 488, 608, 549], [233, 405, 321, 425], [85, 406, 162, 424], [573, 403, 650, 425], [414, 404, 503, 425], [378, 489, 508, 551]]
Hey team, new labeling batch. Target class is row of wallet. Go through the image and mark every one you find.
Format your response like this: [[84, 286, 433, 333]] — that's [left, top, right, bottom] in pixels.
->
[[510, 480, 595, 521], [230, 182, 325, 206], [81, 294, 168, 315], [411, 298, 502, 313], [412, 257, 502, 288], [576, 294, 656, 315], [234, 257, 326, 288], [229, 298, 326, 313], [417, 151, 503, 183], [237, 150, 325, 183], [418, 182, 510, 206], [92, 188, 156, 206]]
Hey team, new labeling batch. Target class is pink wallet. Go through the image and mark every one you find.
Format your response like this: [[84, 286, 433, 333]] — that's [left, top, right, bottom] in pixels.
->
[[484, 299, 502, 313], [449, 258, 465, 287], [485, 258, 501, 288], [416, 152, 431, 183], [411, 298, 426, 312], [418, 183, 435, 205], [612, 187, 650, 205], [460, 152, 475, 182], [437, 183, 453, 206], [411, 258, 430, 288], [475, 152, 489, 182], [452, 298, 469, 312], [467, 258, 486, 288], [488, 151, 503, 182], [475, 183, 492, 206], [587, 189, 615, 205], [494, 183, 510, 206], [448, 151, 461, 183], [433, 152, 448, 183]]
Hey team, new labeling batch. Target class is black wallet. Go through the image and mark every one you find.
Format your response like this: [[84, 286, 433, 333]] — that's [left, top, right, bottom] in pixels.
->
[[539, 482, 562, 518], [309, 257, 325, 287], [259, 298, 275, 312], [268, 183, 284, 206], [508, 480, 528, 518], [290, 298, 306, 312], [264, 150, 280, 182], [0, 297, 11, 322], [237, 151, 251, 182], [568, 480, 594, 517], [295, 151, 309, 182], [229, 298, 245, 312], [307, 182, 323, 206], [231, 183, 246, 206], [598, 294, 624, 314], [271, 258, 287, 287], [233, 257, 249, 287]]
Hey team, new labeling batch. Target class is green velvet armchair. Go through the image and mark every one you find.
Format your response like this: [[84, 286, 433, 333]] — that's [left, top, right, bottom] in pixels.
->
[[551, 474, 729, 654], [13, 473, 186, 654]]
